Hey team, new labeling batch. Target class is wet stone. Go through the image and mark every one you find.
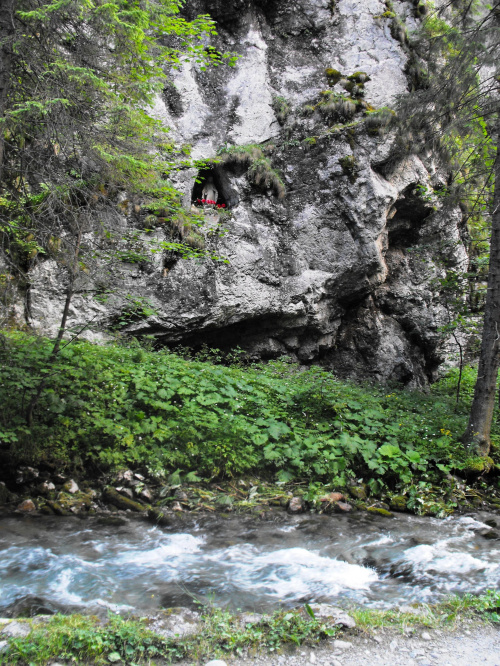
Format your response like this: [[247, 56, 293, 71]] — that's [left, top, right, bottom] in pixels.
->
[[16, 466, 39, 484], [287, 496, 303, 513], [334, 501, 352, 513], [103, 487, 147, 512], [62, 479, 79, 494], [17, 499, 36, 513], [115, 486, 134, 499], [348, 485, 367, 500], [37, 481, 56, 495], [138, 487, 153, 502]]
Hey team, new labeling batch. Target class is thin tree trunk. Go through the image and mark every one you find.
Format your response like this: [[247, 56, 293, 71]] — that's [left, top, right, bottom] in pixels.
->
[[26, 231, 82, 426], [0, 0, 15, 185], [461, 116, 500, 456]]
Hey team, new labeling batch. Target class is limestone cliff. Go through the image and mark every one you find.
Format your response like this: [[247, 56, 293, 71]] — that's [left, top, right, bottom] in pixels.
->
[[24, 0, 468, 386]]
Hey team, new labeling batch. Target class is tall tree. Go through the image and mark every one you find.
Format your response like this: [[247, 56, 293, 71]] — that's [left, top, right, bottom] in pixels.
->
[[395, 0, 500, 456], [0, 0, 233, 424], [0, 0, 230, 328]]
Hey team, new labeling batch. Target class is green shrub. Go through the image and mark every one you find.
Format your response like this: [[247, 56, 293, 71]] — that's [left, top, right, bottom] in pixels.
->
[[1, 332, 497, 492]]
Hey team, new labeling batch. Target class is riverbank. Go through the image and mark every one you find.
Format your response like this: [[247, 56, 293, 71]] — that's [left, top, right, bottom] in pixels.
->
[[1, 331, 500, 520], [1, 594, 499, 665]]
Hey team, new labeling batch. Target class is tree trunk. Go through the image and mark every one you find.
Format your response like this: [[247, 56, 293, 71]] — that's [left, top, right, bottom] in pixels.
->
[[0, 0, 15, 184], [461, 116, 500, 456], [25, 231, 82, 426]]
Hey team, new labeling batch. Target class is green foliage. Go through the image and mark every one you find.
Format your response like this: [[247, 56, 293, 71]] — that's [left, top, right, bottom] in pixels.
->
[[0, 0, 234, 322], [1, 606, 338, 665], [339, 155, 360, 182], [272, 96, 291, 125], [2, 591, 500, 664], [1, 332, 498, 493], [218, 144, 285, 199]]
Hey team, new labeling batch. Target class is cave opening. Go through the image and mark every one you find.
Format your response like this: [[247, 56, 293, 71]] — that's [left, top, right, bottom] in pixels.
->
[[191, 165, 239, 209], [387, 184, 434, 248]]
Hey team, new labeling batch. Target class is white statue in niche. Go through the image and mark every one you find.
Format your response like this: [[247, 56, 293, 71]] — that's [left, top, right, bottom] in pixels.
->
[[201, 175, 218, 203]]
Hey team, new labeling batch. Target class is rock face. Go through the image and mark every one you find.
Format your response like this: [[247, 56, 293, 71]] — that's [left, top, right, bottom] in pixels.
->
[[21, 0, 467, 386]]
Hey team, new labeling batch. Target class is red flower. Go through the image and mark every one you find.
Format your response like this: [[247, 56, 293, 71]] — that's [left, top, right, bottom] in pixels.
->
[[222, 204, 226, 208], [201, 199, 206, 203]]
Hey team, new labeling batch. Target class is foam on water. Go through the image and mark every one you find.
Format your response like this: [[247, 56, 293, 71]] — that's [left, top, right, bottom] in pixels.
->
[[0, 512, 499, 614], [403, 543, 498, 575], [115, 533, 203, 567]]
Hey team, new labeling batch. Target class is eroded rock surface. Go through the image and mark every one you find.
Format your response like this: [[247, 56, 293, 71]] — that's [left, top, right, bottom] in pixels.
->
[[20, 0, 468, 386]]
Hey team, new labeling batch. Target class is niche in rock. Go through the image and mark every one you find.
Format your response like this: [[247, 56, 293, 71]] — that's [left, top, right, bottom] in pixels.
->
[[387, 185, 433, 248], [192, 165, 239, 209]]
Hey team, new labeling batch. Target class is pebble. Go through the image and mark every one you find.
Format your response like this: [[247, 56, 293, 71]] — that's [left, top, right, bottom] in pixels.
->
[[309, 652, 316, 663], [390, 639, 398, 651], [204, 661, 227, 666], [331, 661, 342, 666], [421, 631, 432, 641], [333, 640, 352, 649], [0, 641, 8, 654]]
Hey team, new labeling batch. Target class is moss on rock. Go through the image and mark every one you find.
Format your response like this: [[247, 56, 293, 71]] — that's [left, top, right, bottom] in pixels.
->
[[103, 487, 148, 512]]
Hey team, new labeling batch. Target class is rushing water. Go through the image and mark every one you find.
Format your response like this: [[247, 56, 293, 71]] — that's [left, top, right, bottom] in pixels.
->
[[0, 511, 499, 617]]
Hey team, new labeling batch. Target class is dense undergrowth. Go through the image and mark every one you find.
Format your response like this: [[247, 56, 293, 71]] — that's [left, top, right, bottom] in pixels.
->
[[2, 592, 500, 665], [0, 331, 498, 496]]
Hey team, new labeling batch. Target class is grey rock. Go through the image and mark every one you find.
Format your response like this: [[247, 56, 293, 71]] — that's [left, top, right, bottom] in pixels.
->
[[151, 608, 201, 639], [0, 640, 8, 654], [287, 496, 304, 514], [1, 621, 31, 638], [37, 480, 56, 495], [421, 631, 432, 641], [309, 604, 356, 629], [16, 466, 39, 484], [138, 487, 153, 502], [333, 640, 352, 649], [115, 486, 134, 499], [115, 470, 134, 484], [62, 479, 79, 494], [12, 0, 468, 388], [204, 661, 228, 666], [171, 501, 184, 512], [174, 488, 189, 501], [16, 499, 36, 513]]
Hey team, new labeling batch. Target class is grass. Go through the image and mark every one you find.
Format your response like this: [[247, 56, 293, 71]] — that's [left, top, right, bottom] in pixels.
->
[[218, 144, 286, 199], [2, 592, 500, 665]]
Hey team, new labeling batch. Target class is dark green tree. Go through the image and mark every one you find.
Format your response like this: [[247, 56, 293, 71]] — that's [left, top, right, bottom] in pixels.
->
[[395, 0, 500, 456], [0, 0, 233, 424]]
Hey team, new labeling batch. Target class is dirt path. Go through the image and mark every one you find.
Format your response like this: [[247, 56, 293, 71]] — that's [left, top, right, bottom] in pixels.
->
[[203, 624, 500, 666]]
